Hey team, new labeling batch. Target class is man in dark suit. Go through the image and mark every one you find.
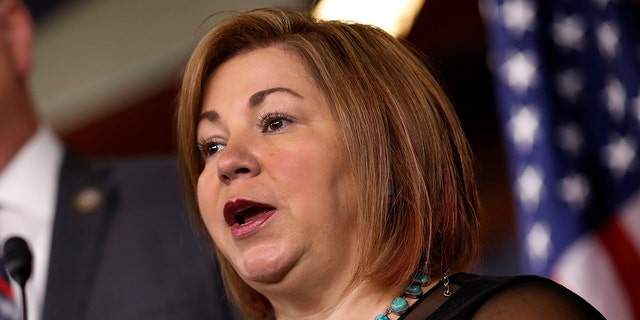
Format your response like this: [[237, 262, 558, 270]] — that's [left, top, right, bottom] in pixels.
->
[[0, 0, 235, 319]]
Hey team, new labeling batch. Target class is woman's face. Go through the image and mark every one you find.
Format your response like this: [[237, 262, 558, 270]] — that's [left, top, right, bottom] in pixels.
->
[[196, 47, 359, 291]]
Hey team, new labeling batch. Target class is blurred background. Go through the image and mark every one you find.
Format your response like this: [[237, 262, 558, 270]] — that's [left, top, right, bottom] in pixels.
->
[[23, 0, 640, 285]]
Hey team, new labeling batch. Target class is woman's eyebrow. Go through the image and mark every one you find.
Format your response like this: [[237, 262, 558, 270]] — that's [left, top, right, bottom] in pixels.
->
[[198, 87, 303, 123], [198, 110, 218, 123], [249, 87, 303, 106]]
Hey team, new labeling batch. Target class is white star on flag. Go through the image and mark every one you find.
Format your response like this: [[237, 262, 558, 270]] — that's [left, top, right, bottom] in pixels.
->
[[558, 173, 590, 210], [501, 0, 536, 36], [602, 135, 637, 179], [502, 51, 538, 93], [527, 221, 552, 266], [509, 106, 541, 152], [603, 77, 627, 122], [553, 14, 585, 50], [596, 21, 620, 59], [517, 166, 545, 208], [556, 69, 584, 102], [557, 123, 584, 156]]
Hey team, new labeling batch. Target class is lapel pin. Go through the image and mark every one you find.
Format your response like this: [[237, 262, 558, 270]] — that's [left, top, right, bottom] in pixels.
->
[[75, 187, 104, 214]]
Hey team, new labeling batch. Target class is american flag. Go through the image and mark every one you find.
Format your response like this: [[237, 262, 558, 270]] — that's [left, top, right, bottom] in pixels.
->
[[0, 259, 14, 320], [481, 0, 640, 318]]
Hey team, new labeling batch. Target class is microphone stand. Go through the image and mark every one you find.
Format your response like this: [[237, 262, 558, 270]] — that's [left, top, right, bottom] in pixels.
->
[[18, 284, 27, 320]]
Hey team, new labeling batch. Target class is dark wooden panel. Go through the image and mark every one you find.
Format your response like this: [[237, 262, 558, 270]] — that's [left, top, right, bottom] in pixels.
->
[[60, 82, 180, 157]]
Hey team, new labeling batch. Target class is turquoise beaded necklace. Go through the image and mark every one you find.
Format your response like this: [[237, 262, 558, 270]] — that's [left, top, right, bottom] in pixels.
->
[[373, 269, 450, 320]]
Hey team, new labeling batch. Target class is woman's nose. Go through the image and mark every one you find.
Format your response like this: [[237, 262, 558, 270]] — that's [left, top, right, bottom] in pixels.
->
[[216, 142, 260, 183]]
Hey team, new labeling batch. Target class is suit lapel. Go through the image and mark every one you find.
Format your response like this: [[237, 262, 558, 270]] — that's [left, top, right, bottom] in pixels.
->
[[42, 151, 116, 320]]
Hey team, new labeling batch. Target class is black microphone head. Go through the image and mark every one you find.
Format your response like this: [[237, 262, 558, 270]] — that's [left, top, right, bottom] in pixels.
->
[[2, 236, 33, 287]]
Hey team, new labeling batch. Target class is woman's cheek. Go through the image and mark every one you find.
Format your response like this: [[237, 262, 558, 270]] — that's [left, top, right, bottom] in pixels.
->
[[197, 171, 221, 232]]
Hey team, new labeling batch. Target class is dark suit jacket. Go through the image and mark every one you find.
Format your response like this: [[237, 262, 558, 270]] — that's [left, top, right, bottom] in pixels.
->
[[41, 151, 235, 320]]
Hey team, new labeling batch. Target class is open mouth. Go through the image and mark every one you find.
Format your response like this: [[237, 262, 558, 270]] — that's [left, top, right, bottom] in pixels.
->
[[234, 206, 274, 225], [224, 200, 275, 226]]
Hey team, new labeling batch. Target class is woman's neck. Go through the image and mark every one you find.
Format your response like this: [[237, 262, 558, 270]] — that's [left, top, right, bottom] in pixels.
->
[[267, 277, 441, 320], [270, 280, 393, 320]]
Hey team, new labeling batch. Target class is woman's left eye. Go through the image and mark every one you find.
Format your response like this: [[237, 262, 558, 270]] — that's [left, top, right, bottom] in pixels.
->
[[259, 113, 292, 133]]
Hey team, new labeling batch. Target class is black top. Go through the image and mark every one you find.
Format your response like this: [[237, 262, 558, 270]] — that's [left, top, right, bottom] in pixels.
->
[[400, 273, 605, 319]]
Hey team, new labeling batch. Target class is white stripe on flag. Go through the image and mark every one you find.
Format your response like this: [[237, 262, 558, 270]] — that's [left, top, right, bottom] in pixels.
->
[[552, 232, 632, 320]]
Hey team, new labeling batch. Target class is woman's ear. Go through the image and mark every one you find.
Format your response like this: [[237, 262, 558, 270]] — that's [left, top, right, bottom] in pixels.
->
[[1, 0, 33, 78]]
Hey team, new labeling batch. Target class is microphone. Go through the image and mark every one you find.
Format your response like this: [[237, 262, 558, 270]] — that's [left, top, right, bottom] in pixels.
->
[[2, 236, 32, 320]]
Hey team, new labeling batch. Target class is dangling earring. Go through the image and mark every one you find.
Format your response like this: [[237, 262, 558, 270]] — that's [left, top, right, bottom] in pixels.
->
[[442, 269, 451, 297]]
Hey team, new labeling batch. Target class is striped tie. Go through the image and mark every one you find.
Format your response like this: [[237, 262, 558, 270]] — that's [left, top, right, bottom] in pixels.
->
[[0, 259, 15, 320]]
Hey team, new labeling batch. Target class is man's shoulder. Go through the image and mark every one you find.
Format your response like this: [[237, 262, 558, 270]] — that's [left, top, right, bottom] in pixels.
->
[[58, 150, 185, 211]]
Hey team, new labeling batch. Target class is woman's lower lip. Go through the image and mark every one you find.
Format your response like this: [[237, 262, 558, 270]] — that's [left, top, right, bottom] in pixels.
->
[[229, 210, 276, 238]]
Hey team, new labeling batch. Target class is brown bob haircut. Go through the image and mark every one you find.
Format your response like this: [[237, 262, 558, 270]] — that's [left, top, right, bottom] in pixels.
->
[[176, 7, 479, 319]]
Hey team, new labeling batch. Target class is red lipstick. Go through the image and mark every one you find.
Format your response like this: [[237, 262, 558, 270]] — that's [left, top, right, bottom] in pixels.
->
[[223, 199, 276, 238]]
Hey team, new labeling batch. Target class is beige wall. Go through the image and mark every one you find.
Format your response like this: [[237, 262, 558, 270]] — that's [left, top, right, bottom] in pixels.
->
[[30, 0, 309, 133]]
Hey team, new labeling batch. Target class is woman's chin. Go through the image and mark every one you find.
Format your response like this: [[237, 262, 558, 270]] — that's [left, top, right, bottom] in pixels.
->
[[235, 247, 298, 285]]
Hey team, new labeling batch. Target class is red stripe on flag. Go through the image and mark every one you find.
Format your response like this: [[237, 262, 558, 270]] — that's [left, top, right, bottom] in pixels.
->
[[598, 218, 640, 320], [0, 278, 12, 300]]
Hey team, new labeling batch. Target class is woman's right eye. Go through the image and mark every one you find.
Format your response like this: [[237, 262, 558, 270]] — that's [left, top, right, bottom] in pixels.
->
[[198, 140, 226, 159]]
